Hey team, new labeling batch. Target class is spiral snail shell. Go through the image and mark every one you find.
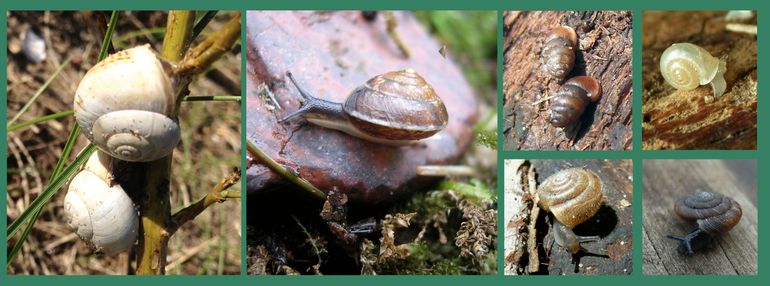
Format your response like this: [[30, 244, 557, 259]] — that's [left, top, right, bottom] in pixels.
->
[[660, 43, 727, 97], [74, 44, 180, 162], [541, 26, 578, 80], [63, 151, 139, 255], [548, 76, 602, 128], [279, 69, 449, 146], [668, 191, 742, 255], [537, 168, 604, 253]]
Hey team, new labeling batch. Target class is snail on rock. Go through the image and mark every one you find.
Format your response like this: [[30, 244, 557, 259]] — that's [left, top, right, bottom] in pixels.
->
[[548, 76, 602, 128], [279, 69, 449, 146], [667, 191, 742, 256], [74, 44, 180, 162], [537, 168, 604, 254], [660, 43, 727, 98], [541, 26, 578, 80], [63, 151, 138, 255]]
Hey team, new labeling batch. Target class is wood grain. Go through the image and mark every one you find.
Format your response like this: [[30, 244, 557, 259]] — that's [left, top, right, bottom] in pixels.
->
[[503, 11, 633, 150], [642, 160, 758, 275]]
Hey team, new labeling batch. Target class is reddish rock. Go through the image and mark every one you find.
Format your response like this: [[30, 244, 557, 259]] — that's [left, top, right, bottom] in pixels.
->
[[245, 11, 479, 204]]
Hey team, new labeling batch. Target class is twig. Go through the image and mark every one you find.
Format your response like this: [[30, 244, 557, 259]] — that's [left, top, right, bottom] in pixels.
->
[[169, 170, 241, 234], [385, 11, 410, 58], [246, 141, 326, 200], [176, 13, 241, 76], [182, 95, 241, 102], [526, 164, 540, 273]]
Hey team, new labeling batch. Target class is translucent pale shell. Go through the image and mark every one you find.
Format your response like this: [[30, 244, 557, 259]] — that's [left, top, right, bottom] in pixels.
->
[[74, 44, 179, 162], [63, 151, 138, 255], [660, 43, 727, 97]]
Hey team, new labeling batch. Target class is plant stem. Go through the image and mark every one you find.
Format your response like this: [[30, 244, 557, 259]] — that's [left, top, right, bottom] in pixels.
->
[[135, 10, 196, 275], [246, 141, 326, 200]]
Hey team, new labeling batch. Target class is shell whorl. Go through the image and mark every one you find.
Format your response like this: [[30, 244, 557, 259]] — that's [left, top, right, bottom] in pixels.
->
[[537, 168, 604, 228], [660, 43, 727, 97], [74, 44, 179, 162], [674, 191, 742, 235], [63, 151, 138, 254], [541, 26, 578, 80]]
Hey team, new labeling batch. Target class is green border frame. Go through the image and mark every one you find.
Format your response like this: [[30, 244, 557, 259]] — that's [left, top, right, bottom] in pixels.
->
[[1, 0, 765, 284]]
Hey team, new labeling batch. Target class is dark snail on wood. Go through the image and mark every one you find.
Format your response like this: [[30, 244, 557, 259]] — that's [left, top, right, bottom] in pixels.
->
[[667, 191, 742, 256], [548, 76, 602, 128], [541, 26, 578, 80], [537, 168, 604, 253], [280, 69, 449, 146]]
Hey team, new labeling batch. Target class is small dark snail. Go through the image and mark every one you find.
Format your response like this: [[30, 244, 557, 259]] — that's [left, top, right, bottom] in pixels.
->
[[548, 76, 602, 128], [537, 168, 604, 253], [541, 26, 578, 80], [280, 69, 449, 146], [667, 191, 742, 256]]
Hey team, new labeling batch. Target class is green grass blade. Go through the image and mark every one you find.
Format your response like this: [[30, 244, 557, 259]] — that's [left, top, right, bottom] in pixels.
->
[[6, 56, 73, 127], [7, 110, 75, 132], [192, 11, 218, 40]]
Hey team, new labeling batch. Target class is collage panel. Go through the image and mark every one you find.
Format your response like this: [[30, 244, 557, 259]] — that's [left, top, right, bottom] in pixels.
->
[[642, 160, 757, 275], [502, 11, 633, 151], [5, 11, 242, 274], [244, 11, 498, 275], [641, 11, 757, 150], [503, 159, 633, 275]]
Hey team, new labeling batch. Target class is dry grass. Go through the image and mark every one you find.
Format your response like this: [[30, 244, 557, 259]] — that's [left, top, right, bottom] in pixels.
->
[[6, 11, 241, 275]]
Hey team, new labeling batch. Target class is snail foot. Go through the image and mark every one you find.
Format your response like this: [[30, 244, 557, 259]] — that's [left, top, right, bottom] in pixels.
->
[[667, 228, 714, 256]]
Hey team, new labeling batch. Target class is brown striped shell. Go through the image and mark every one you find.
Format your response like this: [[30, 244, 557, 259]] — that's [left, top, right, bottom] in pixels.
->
[[541, 26, 578, 80], [343, 69, 448, 140], [674, 191, 742, 235], [537, 168, 604, 228], [548, 76, 602, 127]]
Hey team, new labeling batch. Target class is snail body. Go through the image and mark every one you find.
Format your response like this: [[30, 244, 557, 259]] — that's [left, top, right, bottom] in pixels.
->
[[548, 76, 602, 128], [279, 69, 448, 146], [537, 168, 604, 253], [74, 44, 180, 162], [63, 151, 138, 255], [667, 191, 742, 255], [660, 43, 727, 97], [541, 26, 578, 80]]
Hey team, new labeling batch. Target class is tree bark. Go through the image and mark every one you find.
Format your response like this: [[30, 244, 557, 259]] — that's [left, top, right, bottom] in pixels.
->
[[503, 11, 633, 150]]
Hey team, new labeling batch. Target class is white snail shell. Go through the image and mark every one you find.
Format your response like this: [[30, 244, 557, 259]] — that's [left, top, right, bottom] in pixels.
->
[[74, 44, 180, 162], [63, 151, 138, 255], [659, 43, 727, 97]]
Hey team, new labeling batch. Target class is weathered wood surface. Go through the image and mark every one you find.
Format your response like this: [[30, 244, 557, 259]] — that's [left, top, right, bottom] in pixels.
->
[[642, 160, 757, 275], [505, 160, 633, 275], [502, 11, 633, 150], [642, 11, 757, 150]]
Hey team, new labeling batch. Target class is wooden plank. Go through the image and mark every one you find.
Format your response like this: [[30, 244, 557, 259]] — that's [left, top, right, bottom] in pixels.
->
[[642, 160, 758, 275], [503, 11, 633, 150]]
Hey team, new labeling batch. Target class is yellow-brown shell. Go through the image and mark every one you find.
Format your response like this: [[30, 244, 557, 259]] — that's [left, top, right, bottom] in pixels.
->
[[343, 69, 448, 140], [537, 168, 604, 228]]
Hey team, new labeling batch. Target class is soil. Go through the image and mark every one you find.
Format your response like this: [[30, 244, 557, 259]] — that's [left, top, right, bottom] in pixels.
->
[[5, 11, 242, 275]]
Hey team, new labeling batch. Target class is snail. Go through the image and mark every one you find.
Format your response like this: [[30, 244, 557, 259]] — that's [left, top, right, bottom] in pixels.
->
[[548, 76, 602, 128], [63, 151, 139, 255], [667, 191, 742, 256], [659, 43, 727, 97], [279, 69, 449, 146], [541, 26, 578, 80], [74, 44, 180, 162], [537, 168, 604, 253]]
